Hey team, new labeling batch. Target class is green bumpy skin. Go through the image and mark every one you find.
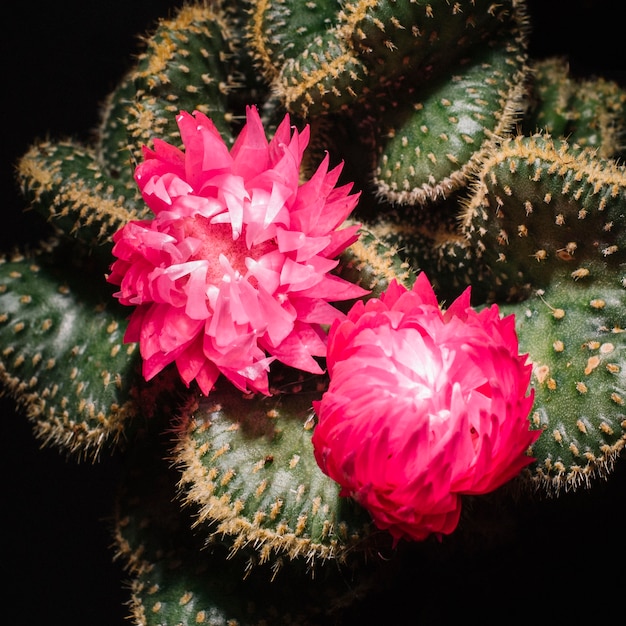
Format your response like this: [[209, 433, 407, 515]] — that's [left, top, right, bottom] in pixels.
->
[[17, 140, 143, 253], [250, 0, 523, 116], [17, 4, 242, 253], [357, 62, 626, 306], [115, 427, 390, 626], [249, 0, 530, 205], [0, 239, 139, 458], [460, 133, 626, 302], [174, 371, 377, 568], [368, 17, 528, 205], [501, 265, 626, 494], [523, 57, 626, 159], [336, 221, 417, 299], [343, 0, 518, 83], [99, 3, 239, 170]]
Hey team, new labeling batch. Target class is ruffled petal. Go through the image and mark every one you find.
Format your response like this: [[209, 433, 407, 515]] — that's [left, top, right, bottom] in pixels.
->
[[109, 107, 364, 397], [312, 273, 539, 543]]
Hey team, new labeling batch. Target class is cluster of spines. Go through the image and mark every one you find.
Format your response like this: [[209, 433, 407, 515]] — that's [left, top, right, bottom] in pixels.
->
[[17, 140, 143, 252], [5, 3, 626, 618], [460, 133, 626, 301], [248, 0, 531, 206], [367, 18, 529, 206], [17, 3, 246, 255], [114, 425, 386, 626], [0, 239, 139, 458], [100, 2, 241, 168], [523, 56, 626, 159], [174, 374, 377, 570], [500, 267, 626, 494]]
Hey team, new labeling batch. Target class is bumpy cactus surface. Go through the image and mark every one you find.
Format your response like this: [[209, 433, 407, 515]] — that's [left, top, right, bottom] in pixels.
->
[[3, 1, 626, 623]]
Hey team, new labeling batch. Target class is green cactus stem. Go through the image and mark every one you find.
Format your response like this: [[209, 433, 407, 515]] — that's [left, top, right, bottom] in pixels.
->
[[16, 3, 246, 255], [523, 56, 626, 159], [0, 238, 139, 458], [460, 133, 626, 302], [17, 140, 143, 252], [249, 0, 531, 208], [368, 16, 528, 206], [500, 265, 626, 494], [355, 201, 486, 304], [336, 221, 417, 299], [247, 0, 367, 117], [246, 0, 341, 83], [115, 425, 393, 626], [174, 370, 378, 570], [99, 3, 240, 172], [252, 0, 525, 118]]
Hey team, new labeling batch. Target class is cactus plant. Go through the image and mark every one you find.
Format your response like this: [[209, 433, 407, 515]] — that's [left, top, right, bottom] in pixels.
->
[[3, 0, 626, 623]]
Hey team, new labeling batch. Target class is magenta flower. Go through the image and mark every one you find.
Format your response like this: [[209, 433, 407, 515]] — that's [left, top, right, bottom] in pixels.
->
[[311, 273, 540, 543], [108, 106, 366, 395]]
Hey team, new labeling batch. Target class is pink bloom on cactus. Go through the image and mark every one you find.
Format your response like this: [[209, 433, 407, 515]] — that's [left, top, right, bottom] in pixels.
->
[[311, 273, 540, 544], [108, 106, 366, 395]]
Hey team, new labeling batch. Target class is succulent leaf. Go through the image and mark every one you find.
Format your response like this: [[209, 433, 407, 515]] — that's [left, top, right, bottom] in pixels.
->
[[461, 133, 626, 302], [501, 265, 626, 494], [523, 56, 626, 159], [115, 428, 387, 626], [16, 140, 143, 249], [370, 16, 529, 205], [336, 221, 417, 298], [0, 238, 140, 458], [174, 371, 377, 568], [99, 2, 239, 171]]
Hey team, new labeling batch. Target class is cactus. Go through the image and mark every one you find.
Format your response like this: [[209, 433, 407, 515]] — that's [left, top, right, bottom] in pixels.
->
[[4, 0, 626, 623]]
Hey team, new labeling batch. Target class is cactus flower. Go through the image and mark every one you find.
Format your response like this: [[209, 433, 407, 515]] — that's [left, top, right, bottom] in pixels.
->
[[312, 273, 540, 543], [108, 106, 366, 396]]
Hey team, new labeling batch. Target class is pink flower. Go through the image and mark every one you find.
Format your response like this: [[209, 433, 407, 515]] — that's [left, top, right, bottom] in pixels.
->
[[311, 273, 540, 543], [108, 106, 366, 395]]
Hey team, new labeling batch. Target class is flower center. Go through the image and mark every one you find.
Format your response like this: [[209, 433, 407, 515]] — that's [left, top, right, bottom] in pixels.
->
[[183, 217, 275, 285]]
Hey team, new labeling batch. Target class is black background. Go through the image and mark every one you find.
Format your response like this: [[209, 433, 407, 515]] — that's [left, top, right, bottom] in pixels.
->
[[2, 2, 625, 624]]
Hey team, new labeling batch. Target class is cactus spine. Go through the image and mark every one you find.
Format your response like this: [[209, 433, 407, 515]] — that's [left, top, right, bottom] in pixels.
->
[[3, 1, 626, 623]]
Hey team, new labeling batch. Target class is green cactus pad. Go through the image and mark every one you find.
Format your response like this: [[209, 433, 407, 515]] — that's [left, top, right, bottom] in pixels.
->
[[358, 208, 491, 305], [17, 139, 143, 249], [16, 4, 244, 254], [370, 8, 528, 205], [0, 238, 142, 458], [115, 428, 390, 626], [275, 29, 369, 117], [524, 57, 626, 159], [174, 370, 377, 568], [461, 133, 626, 302], [99, 3, 239, 171], [501, 265, 626, 494], [336, 222, 417, 299], [246, 0, 341, 81], [343, 0, 520, 85]]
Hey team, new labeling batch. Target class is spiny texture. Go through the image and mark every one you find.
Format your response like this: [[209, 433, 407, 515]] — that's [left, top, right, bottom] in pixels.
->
[[522, 57, 626, 159], [312, 274, 538, 543], [461, 133, 626, 302], [174, 370, 376, 568], [108, 106, 366, 396], [368, 131, 626, 306], [99, 3, 242, 168], [0, 239, 138, 458], [17, 140, 142, 253], [116, 422, 400, 625], [364, 3, 529, 206], [17, 4, 245, 254], [248, 0, 530, 206], [501, 265, 626, 494], [4, 1, 626, 622]]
